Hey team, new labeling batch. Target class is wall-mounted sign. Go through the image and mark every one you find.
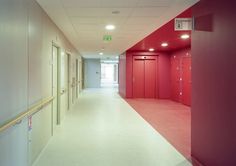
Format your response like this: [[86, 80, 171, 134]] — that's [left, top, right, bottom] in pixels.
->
[[175, 18, 192, 31], [103, 35, 112, 41]]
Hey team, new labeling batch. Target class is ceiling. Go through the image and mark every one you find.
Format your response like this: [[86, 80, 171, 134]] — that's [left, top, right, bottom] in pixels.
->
[[129, 8, 192, 52], [36, 0, 199, 59]]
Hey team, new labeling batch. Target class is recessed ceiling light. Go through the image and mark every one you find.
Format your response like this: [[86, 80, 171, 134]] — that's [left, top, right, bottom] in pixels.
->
[[181, 34, 190, 39], [99, 52, 103, 55], [161, 43, 168, 47], [105, 24, 115, 30], [149, 48, 155, 52]]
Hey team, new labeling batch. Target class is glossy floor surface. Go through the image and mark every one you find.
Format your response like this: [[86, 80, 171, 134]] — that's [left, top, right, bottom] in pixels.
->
[[33, 88, 191, 166], [126, 99, 191, 159]]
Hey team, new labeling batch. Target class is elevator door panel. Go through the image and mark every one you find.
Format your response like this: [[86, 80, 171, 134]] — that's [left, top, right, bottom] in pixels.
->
[[145, 60, 156, 98], [133, 60, 145, 98], [182, 57, 191, 106]]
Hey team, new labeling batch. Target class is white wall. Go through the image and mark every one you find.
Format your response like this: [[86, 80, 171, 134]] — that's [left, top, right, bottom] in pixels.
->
[[84, 59, 101, 88], [0, 1, 28, 165], [0, 0, 82, 165]]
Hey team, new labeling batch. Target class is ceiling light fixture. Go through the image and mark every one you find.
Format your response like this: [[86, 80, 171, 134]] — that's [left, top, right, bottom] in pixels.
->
[[149, 48, 155, 52], [181, 34, 190, 39], [161, 43, 168, 47], [105, 24, 115, 30]]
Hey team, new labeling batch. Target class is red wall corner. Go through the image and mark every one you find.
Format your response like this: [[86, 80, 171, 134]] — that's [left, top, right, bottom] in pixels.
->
[[192, 0, 236, 165], [118, 53, 126, 98], [126, 52, 133, 98]]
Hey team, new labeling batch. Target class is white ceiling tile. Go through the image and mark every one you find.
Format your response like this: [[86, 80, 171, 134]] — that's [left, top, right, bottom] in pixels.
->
[[113, 31, 143, 39], [132, 7, 168, 17], [125, 17, 159, 25], [72, 23, 123, 34], [76, 32, 102, 39], [74, 24, 101, 31], [122, 24, 149, 31], [106, 8, 134, 17], [70, 17, 101, 24], [101, 0, 139, 7], [61, 0, 101, 8], [137, 0, 172, 7], [76, 41, 104, 50], [100, 17, 128, 25], [65, 8, 133, 17], [66, 8, 106, 17]]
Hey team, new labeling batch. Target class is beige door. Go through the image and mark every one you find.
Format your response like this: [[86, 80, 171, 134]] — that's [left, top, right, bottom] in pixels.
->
[[59, 51, 67, 121], [52, 45, 59, 131], [67, 53, 71, 110]]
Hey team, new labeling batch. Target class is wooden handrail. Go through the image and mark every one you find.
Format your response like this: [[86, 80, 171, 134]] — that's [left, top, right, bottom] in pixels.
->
[[0, 96, 54, 133]]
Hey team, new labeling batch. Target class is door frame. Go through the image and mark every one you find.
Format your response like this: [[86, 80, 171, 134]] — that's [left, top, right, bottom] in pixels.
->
[[66, 52, 71, 110], [51, 42, 62, 134], [76, 59, 79, 98]]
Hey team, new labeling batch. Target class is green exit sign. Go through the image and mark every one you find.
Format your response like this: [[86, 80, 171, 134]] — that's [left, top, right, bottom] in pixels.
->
[[103, 35, 112, 41]]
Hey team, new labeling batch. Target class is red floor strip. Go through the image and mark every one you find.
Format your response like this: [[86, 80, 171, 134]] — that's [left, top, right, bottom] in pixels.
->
[[125, 99, 191, 160]]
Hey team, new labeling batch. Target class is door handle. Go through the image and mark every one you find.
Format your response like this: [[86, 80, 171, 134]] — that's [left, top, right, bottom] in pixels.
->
[[60, 88, 67, 95]]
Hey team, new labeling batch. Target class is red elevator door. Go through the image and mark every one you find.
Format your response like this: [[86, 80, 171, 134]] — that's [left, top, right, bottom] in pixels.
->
[[144, 59, 156, 98], [133, 56, 157, 98], [133, 59, 145, 98]]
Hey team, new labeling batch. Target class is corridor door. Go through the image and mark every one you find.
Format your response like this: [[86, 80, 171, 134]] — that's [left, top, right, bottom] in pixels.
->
[[182, 57, 191, 106], [59, 51, 67, 122], [171, 57, 181, 102], [132, 56, 157, 98], [76, 59, 79, 98], [67, 53, 71, 110]]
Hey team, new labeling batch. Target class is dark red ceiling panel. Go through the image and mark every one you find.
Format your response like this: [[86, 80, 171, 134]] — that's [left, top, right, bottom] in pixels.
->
[[128, 8, 192, 52]]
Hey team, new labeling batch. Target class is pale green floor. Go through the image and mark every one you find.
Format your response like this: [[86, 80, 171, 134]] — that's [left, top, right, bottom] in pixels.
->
[[33, 88, 191, 166]]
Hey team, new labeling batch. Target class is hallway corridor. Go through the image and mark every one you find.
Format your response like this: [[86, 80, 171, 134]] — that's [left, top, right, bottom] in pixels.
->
[[33, 89, 190, 166]]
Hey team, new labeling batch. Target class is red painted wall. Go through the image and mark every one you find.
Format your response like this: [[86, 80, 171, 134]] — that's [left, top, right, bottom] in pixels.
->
[[192, 0, 236, 165], [170, 48, 191, 106], [118, 53, 126, 98], [123, 51, 170, 99], [158, 53, 171, 99]]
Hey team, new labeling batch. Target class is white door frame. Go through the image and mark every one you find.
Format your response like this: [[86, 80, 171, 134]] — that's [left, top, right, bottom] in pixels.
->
[[52, 42, 62, 134]]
